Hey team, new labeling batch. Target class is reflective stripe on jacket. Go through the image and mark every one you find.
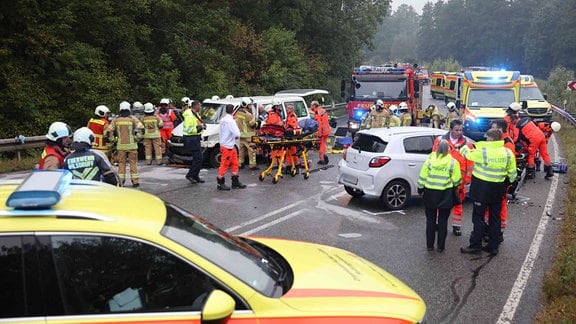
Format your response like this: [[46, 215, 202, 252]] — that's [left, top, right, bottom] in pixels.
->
[[87, 117, 109, 150], [141, 115, 163, 139], [418, 154, 462, 190], [460, 140, 517, 183]]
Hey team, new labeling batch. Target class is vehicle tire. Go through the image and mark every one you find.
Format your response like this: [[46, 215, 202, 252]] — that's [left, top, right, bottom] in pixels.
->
[[208, 147, 221, 168], [344, 185, 365, 198], [380, 180, 409, 210], [431, 92, 437, 99]]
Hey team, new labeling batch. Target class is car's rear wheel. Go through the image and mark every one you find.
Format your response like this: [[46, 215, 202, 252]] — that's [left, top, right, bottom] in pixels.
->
[[381, 180, 409, 210], [344, 185, 365, 198], [209, 147, 221, 168]]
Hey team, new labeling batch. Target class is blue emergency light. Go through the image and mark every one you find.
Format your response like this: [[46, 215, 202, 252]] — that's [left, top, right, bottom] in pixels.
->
[[6, 170, 72, 209]]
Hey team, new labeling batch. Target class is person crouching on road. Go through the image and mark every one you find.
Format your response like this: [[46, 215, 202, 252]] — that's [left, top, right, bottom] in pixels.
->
[[460, 129, 516, 256], [64, 127, 119, 186], [418, 139, 462, 252], [39, 121, 72, 170], [217, 104, 246, 190]]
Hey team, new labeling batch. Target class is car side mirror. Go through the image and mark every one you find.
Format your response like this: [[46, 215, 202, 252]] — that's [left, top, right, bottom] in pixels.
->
[[521, 101, 528, 110], [201, 290, 235, 322]]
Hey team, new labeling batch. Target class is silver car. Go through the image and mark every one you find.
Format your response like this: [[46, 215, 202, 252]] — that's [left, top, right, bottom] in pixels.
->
[[338, 126, 447, 210]]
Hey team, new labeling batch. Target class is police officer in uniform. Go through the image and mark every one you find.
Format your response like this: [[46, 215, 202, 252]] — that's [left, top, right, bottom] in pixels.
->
[[183, 100, 206, 184], [460, 128, 516, 255]]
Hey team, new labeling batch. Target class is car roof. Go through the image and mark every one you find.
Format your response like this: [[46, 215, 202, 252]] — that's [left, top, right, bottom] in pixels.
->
[[0, 173, 166, 235], [358, 126, 447, 141], [202, 97, 243, 106], [275, 89, 329, 96]]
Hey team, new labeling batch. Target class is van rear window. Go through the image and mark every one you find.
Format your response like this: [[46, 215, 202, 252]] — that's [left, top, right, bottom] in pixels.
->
[[352, 134, 387, 153]]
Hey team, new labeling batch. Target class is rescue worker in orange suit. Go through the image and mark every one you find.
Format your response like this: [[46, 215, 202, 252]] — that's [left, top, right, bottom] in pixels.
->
[[284, 104, 302, 170], [39, 121, 72, 170], [310, 100, 331, 165], [535, 121, 560, 171], [485, 119, 517, 242], [217, 104, 247, 190], [157, 98, 177, 154], [140, 102, 164, 165], [63, 127, 119, 186], [183, 100, 206, 184], [87, 105, 112, 160], [515, 115, 553, 179], [106, 101, 144, 187], [504, 102, 521, 142], [236, 97, 259, 170], [433, 119, 474, 236], [266, 100, 284, 127]]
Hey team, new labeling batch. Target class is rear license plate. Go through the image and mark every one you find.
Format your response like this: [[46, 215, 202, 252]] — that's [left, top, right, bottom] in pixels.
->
[[341, 174, 358, 185]]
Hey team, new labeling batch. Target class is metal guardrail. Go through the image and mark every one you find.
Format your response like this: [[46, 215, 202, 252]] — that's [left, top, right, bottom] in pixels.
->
[[551, 104, 576, 126]]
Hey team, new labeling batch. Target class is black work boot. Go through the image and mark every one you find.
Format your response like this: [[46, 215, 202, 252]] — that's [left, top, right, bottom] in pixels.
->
[[544, 165, 554, 179], [231, 175, 247, 189], [526, 167, 536, 179], [535, 159, 541, 171], [217, 177, 230, 191]]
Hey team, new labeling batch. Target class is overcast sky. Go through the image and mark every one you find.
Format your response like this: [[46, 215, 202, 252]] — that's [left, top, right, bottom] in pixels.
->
[[390, 0, 430, 14]]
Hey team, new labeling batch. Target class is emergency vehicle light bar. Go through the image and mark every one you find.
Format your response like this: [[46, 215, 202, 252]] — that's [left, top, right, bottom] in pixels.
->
[[6, 170, 72, 209]]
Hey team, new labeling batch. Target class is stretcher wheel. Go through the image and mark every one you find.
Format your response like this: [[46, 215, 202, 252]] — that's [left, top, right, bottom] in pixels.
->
[[259, 173, 265, 181], [303, 172, 310, 179], [290, 168, 298, 177], [273, 175, 280, 184]]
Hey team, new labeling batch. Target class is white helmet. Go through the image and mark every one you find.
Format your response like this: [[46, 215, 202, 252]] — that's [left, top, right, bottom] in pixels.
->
[[389, 104, 398, 113], [73, 127, 95, 145], [272, 98, 281, 106], [133, 101, 143, 109], [508, 102, 521, 112], [181, 97, 190, 105], [94, 105, 110, 117], [144, 102, 155, 113], [375, 99, 384, 108], [46, 121, 72, 141], [225, 95, 234, 99], [119, 101, 131, 112], [241, 97, 251, 107], [159, 98, 170, 105], [446, 102, 456, 111], [551, 121, 561, 132], [399, 102, 409, 111], [211, 95, 220, 100], [264, 104, 273, 112]]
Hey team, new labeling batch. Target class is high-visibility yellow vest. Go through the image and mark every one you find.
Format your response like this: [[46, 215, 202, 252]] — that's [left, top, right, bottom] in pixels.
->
[[418, 154, 462, 190], [460, 140, 517, 183], [182, 109, 202, 136]]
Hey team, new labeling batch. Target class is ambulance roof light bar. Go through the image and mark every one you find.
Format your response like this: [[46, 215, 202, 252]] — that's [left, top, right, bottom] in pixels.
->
[[6, 170, 72, 210]]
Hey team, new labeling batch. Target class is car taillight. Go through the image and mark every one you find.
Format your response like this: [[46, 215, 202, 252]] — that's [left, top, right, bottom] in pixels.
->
[[369, 156, 391, 167]]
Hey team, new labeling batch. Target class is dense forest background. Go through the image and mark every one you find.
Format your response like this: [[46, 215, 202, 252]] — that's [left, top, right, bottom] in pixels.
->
[[0, 0, 575, 138]]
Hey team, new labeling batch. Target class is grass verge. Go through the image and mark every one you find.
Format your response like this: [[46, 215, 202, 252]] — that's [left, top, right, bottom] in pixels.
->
[[536, 119, 576, 322], [0, 150, 40, 174]]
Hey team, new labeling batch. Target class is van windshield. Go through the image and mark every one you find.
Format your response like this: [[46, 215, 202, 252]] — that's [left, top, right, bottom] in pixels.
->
[[200, 104, 225, 124], [520, 87, 545, 101], [355, 80, 408, 100], [467, 89, 515, 109]]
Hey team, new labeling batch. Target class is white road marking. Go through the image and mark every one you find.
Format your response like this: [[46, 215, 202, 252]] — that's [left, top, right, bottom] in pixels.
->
[[239, 210, 306, 236], [225, 201, 303, 233], [362, 209, 406, 216], [497, 136, 560, 323]]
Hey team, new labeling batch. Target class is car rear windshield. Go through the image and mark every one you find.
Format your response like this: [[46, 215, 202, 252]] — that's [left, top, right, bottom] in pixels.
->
[[352, 134, 387, 153]]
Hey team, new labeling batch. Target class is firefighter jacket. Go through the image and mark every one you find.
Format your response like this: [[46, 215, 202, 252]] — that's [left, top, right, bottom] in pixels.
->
[[418, 153, 462, 209], [141, 114, 163, 139], [365, 110, 387, 129], [107, 116, 144, 151], [235, 108, 257, 138], [182, 109, 203, 136], [383, 114, 401, 128], [434, 134, 474, 184], [63, 144, 118, 185], [312, 106, 331, 137], [87, 117, 109, 151], [400, 112, 412, 126], [444, 111, 461, 130], [157, 108, 177, 130], [39, 143, 68, 170], [460, 140, 517, 204], [517, 117, 545, 147]]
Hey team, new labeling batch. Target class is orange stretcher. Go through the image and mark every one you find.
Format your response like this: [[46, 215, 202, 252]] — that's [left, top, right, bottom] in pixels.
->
[[251, 128, 318, 184]]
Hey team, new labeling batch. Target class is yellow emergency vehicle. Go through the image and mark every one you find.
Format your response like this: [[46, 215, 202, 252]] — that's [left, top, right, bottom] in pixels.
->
[[519, 74, 553, 122]]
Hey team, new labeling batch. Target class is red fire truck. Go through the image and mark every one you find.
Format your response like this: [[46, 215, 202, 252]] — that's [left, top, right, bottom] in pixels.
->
[[340, 65, 420, 135]]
